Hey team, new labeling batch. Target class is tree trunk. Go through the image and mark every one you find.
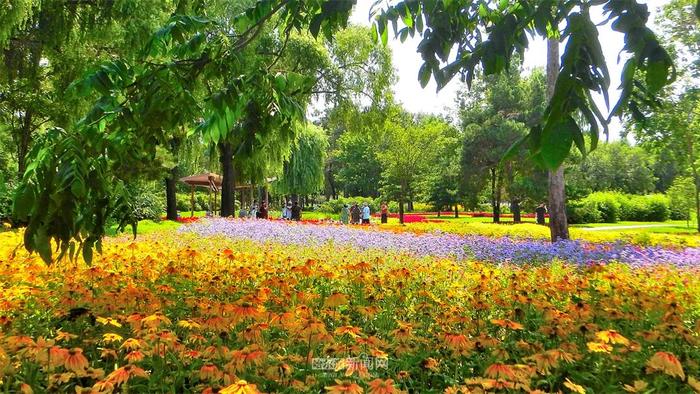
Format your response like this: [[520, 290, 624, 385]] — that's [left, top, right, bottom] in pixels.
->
[[490, 168, 501, 223], [691, 161, 700, 233], [454, 204, 459, 218], [408, 200, 414, 212], [165, 167, 178, 221], [219, 142, 235, 217], [17, 110, 33, 180], [511, 200, 521, 223], [546, 37, 569, 241], [399, 199, 405, 224]]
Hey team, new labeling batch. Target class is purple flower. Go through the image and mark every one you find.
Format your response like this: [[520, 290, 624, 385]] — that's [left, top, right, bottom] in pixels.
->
[[179, 219, 700, 267]]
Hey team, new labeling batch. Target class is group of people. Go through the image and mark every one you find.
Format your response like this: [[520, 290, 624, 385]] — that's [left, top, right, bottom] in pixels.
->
[[234, 200, 390, 224], [339, 202, 389, 225], [238, 201, 269, 219], [280, 201, 303, 221]]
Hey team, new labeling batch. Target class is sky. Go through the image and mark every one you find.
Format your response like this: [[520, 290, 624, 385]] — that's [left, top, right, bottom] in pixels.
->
[[348, 0, 671, 140]]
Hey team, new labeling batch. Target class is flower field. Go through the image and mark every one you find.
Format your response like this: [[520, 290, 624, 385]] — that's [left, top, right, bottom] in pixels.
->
[[1, 221, 700, 393]]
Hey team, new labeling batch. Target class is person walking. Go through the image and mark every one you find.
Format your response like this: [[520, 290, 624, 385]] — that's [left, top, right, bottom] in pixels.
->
[[535, 203, 547, 225], [249, 204, 257, 219], [361, 202, 371, 225], [350, 203, 361, 224], [340, 204, 350, 225], [239, 205, 248, 218], [282, 202, 292, 220], [380, 202, 389, 224], [291, 201, 302, 221]]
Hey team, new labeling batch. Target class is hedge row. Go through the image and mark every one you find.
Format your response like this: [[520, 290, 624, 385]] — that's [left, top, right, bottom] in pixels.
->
[[568, 192, 670, 223]]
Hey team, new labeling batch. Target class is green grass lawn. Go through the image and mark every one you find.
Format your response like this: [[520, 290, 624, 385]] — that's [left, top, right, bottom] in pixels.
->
[[106, 210, 699, 238]]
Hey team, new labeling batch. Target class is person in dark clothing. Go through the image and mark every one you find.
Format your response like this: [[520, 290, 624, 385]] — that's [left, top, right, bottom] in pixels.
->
[[258, 203, 268, 219], [291, 201, 302, 221], [535, 204, 547, 225], [350, 203, 361, 224]]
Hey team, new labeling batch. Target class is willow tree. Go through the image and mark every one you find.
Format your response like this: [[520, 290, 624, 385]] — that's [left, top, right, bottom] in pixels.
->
[[273, 123, 329, 202]]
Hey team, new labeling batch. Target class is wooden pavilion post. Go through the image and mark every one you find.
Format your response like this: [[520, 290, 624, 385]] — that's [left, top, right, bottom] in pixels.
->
[[190, 185, 195, 217], [214, 190, 218, 216]]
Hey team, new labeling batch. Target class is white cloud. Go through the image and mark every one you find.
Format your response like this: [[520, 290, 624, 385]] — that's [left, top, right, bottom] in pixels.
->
[[349, 0, 670, 140]]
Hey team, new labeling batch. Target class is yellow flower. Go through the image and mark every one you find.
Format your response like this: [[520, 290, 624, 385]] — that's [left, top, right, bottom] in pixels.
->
[[563, 378, 586, 394], [595, 330, 629, 346], [587, 342, 612, 353], [102, 333, 123, 344], [688, 376, 700, 393], [623, 380, 648, 393]]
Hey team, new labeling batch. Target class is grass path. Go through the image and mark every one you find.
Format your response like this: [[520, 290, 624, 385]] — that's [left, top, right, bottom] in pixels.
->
[[580, 224, 678, 231]]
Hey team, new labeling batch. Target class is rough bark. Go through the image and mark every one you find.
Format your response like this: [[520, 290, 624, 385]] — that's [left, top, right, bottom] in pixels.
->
[[219, 142, 235, 217], [546, 38, 570, 241], [491, 168, 501, 223], [17, 110, 32, 179], [165, 167, 178, 221]]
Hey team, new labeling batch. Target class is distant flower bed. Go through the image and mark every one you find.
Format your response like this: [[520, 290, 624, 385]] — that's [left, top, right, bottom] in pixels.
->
[[468, 211, 548, 218], [180, 219, 700, 267], [161, 216, 200, 224]]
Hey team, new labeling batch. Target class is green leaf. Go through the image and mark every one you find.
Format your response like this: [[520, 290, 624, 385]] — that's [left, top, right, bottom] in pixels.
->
[[539, 116, 577, 169], [309, 14, 323, 38], [418, 63, 431, 88], [696, 0, 700, 19]]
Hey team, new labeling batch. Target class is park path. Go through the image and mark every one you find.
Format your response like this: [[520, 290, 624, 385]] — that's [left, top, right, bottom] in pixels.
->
[[580, 224, 677, 231]]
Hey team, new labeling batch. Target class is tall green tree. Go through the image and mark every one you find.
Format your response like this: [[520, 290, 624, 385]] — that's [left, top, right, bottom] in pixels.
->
[[273, 123, 329, 198]]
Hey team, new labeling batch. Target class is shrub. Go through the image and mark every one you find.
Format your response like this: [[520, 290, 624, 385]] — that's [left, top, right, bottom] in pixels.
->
[[567, 199, 602, 224], [585, 192, 620, 223], [667, 177, 694, 221], [639, 194, 670, 222], [0, 177, 14, 221], [317, 196, 378, 213], [112, 182, 165, 223], [569, 192, 670, 223]]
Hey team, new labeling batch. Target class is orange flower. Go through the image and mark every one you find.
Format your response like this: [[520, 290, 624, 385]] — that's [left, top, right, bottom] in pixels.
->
[[90, 380, 115, 394], [421, 357, 439, 371], [325, 379, 364, 394], [491, 319, 524, 330], [19, 383, 33, 394], [367, 378, 399, 394], [646, 351, 685, 380], [48, 346, 69, 369], [443, 333, 473, 355], [484, 363, 516, 380], [199, 363, 222, 382], [64, 348, 89, 372], [105, 365, 149, 386], [124, 350, 144, 363], [325, 293, 349, 308], [232, 302, 263, 321], [120, 338, 142, 351], [335, 325, 362, 338]]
